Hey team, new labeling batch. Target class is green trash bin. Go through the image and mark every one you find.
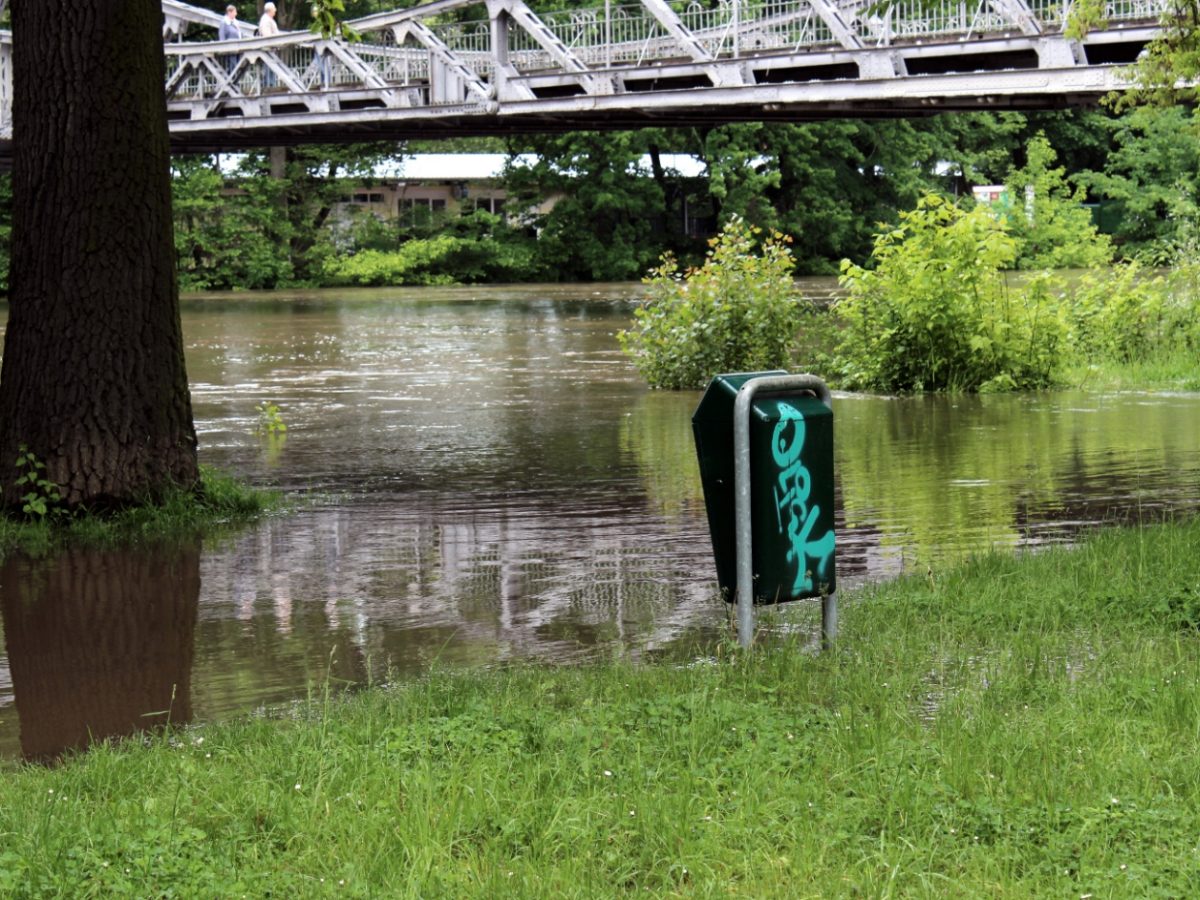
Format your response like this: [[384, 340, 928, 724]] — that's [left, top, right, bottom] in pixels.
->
[[692, 371, 836, 605]]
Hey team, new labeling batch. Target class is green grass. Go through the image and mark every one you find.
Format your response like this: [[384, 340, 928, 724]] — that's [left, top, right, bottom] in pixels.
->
[[1063, 346, 1200, 392], [0, 466, 282, 561], [1, 519, 1199, 897]]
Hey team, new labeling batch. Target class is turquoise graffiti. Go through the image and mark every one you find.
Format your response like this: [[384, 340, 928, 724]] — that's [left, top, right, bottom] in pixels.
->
[[770, 401, 835, 595]]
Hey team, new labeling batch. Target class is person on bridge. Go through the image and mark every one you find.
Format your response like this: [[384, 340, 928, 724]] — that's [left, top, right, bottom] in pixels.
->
[[218, 5, 240, 75], [258, 2, 281, 89], [258, 2, 280, 38]]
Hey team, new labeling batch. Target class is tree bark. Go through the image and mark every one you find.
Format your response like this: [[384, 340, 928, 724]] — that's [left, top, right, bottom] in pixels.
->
[[0, 0, 199, 510]]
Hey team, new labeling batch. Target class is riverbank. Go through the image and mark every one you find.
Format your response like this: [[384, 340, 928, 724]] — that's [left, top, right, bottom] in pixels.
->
[[1, 517, 1197, 896], [0, 467, 281, 562]]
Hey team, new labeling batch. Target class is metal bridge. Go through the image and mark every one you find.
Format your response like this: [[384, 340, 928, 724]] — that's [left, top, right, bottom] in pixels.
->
[[0, 0, 1170, 153]]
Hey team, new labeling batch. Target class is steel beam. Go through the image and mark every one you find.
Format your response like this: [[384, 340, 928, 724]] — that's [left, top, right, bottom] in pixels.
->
[[639, 0, 746, 87], [987, 0, 1044, 35], [394, 19, 494, 106], [494, 0, 605, 95], [807, 0, 866, 49]]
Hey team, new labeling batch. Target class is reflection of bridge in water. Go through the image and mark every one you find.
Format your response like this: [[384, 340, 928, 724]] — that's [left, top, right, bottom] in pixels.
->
[[0, 0, 1171, 154]]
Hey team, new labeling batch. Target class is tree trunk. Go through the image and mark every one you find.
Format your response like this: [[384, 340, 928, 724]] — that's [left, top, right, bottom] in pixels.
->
[[0, 0, 199, 510]]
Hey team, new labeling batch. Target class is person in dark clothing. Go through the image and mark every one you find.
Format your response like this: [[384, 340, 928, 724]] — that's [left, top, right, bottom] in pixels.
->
[[218, 5, 241, 75]]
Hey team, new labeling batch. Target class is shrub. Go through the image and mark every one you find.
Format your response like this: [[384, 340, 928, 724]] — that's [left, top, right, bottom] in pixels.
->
[[1068, 260, 1199, 361], [617, 217, 805, 390], [325, 234, 536, 286], [1005, 134, 1114, 271], [831, 194, 1066, 393]]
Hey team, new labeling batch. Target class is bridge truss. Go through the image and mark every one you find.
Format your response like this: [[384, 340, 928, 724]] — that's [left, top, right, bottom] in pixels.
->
[[0, 0, 1170, 152]]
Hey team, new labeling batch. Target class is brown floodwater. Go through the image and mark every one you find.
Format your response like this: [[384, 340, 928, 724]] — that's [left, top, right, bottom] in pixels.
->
[[1, 282, 1198, 761]]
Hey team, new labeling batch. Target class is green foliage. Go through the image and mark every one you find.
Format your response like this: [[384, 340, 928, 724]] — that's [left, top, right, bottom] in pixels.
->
[[12, 444, 62, 520], [255, 402, 288, 436], [155, 110, 1194, 287], [618, 217, 804, 390], [1074, 107, 1200, 263], [326, 234, 536, 286], [701, 118, 990, 274], [172, 145, 405, 290], [1099, 0, 1200, 108], [502, 131, 679, 281], [1068, 259, 1199, 363], [172, 156, 294, 290], [832, 194, 1065, 393], [1004, 133, 1113, 270], [309, 0, 360, 40]]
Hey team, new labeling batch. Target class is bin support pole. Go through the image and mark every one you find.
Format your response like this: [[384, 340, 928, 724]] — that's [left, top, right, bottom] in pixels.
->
[[822, 590, 837, 648], [733, 374, 833, 649]]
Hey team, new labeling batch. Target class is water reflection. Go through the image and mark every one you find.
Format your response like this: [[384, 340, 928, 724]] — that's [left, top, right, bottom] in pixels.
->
[[834, 392, 1200, 571], [0, 544, 199, 762], [0, 284, 1198, 761]]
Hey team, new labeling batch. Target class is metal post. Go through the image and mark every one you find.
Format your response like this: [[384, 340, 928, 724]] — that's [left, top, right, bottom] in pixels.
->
[[822, 590, 837, 648], [733, 373, 833, 649], [491, 9, 509, 99], [605, 0, 612, 69], [732, 0, 740, 58]]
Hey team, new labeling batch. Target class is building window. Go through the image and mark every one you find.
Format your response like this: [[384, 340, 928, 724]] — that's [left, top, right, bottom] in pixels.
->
[[399, 197, 448, 228], [467, 196, 505, 216]]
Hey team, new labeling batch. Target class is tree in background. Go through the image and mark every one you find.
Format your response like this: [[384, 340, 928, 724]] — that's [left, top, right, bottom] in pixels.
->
[[0, 0, 199, 511], [503, 131, 677, 281], [1074, 107, 1200, 262], [700, 120, 957, 272], [173, 156, 295, 290], [172, 143, 403, 289], [1005, 133, 1114, 270]]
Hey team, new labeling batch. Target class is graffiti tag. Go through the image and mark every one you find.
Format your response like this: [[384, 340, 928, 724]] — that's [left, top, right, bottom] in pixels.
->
[[771, 401, 835, 595]]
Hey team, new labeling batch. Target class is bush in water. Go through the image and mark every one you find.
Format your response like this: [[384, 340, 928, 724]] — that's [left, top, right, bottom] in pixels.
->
[[831, 194, 1066, 393], [1069, 260, 1200, 363], [618, 217, 806, 391]]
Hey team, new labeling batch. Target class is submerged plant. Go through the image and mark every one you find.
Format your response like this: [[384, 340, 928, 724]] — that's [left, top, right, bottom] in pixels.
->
[[256, 402, 288, 436]]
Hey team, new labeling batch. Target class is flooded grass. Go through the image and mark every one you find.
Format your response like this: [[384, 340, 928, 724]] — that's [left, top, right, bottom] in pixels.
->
[[0, 518, 1197, 896], [1063, 346, 1200, 393], [0, 466, 282, 561]]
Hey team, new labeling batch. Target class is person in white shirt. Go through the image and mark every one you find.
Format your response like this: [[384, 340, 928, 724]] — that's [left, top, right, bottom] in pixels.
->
[[258, 2, 280, 37], [258, 3, 280, 88]]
